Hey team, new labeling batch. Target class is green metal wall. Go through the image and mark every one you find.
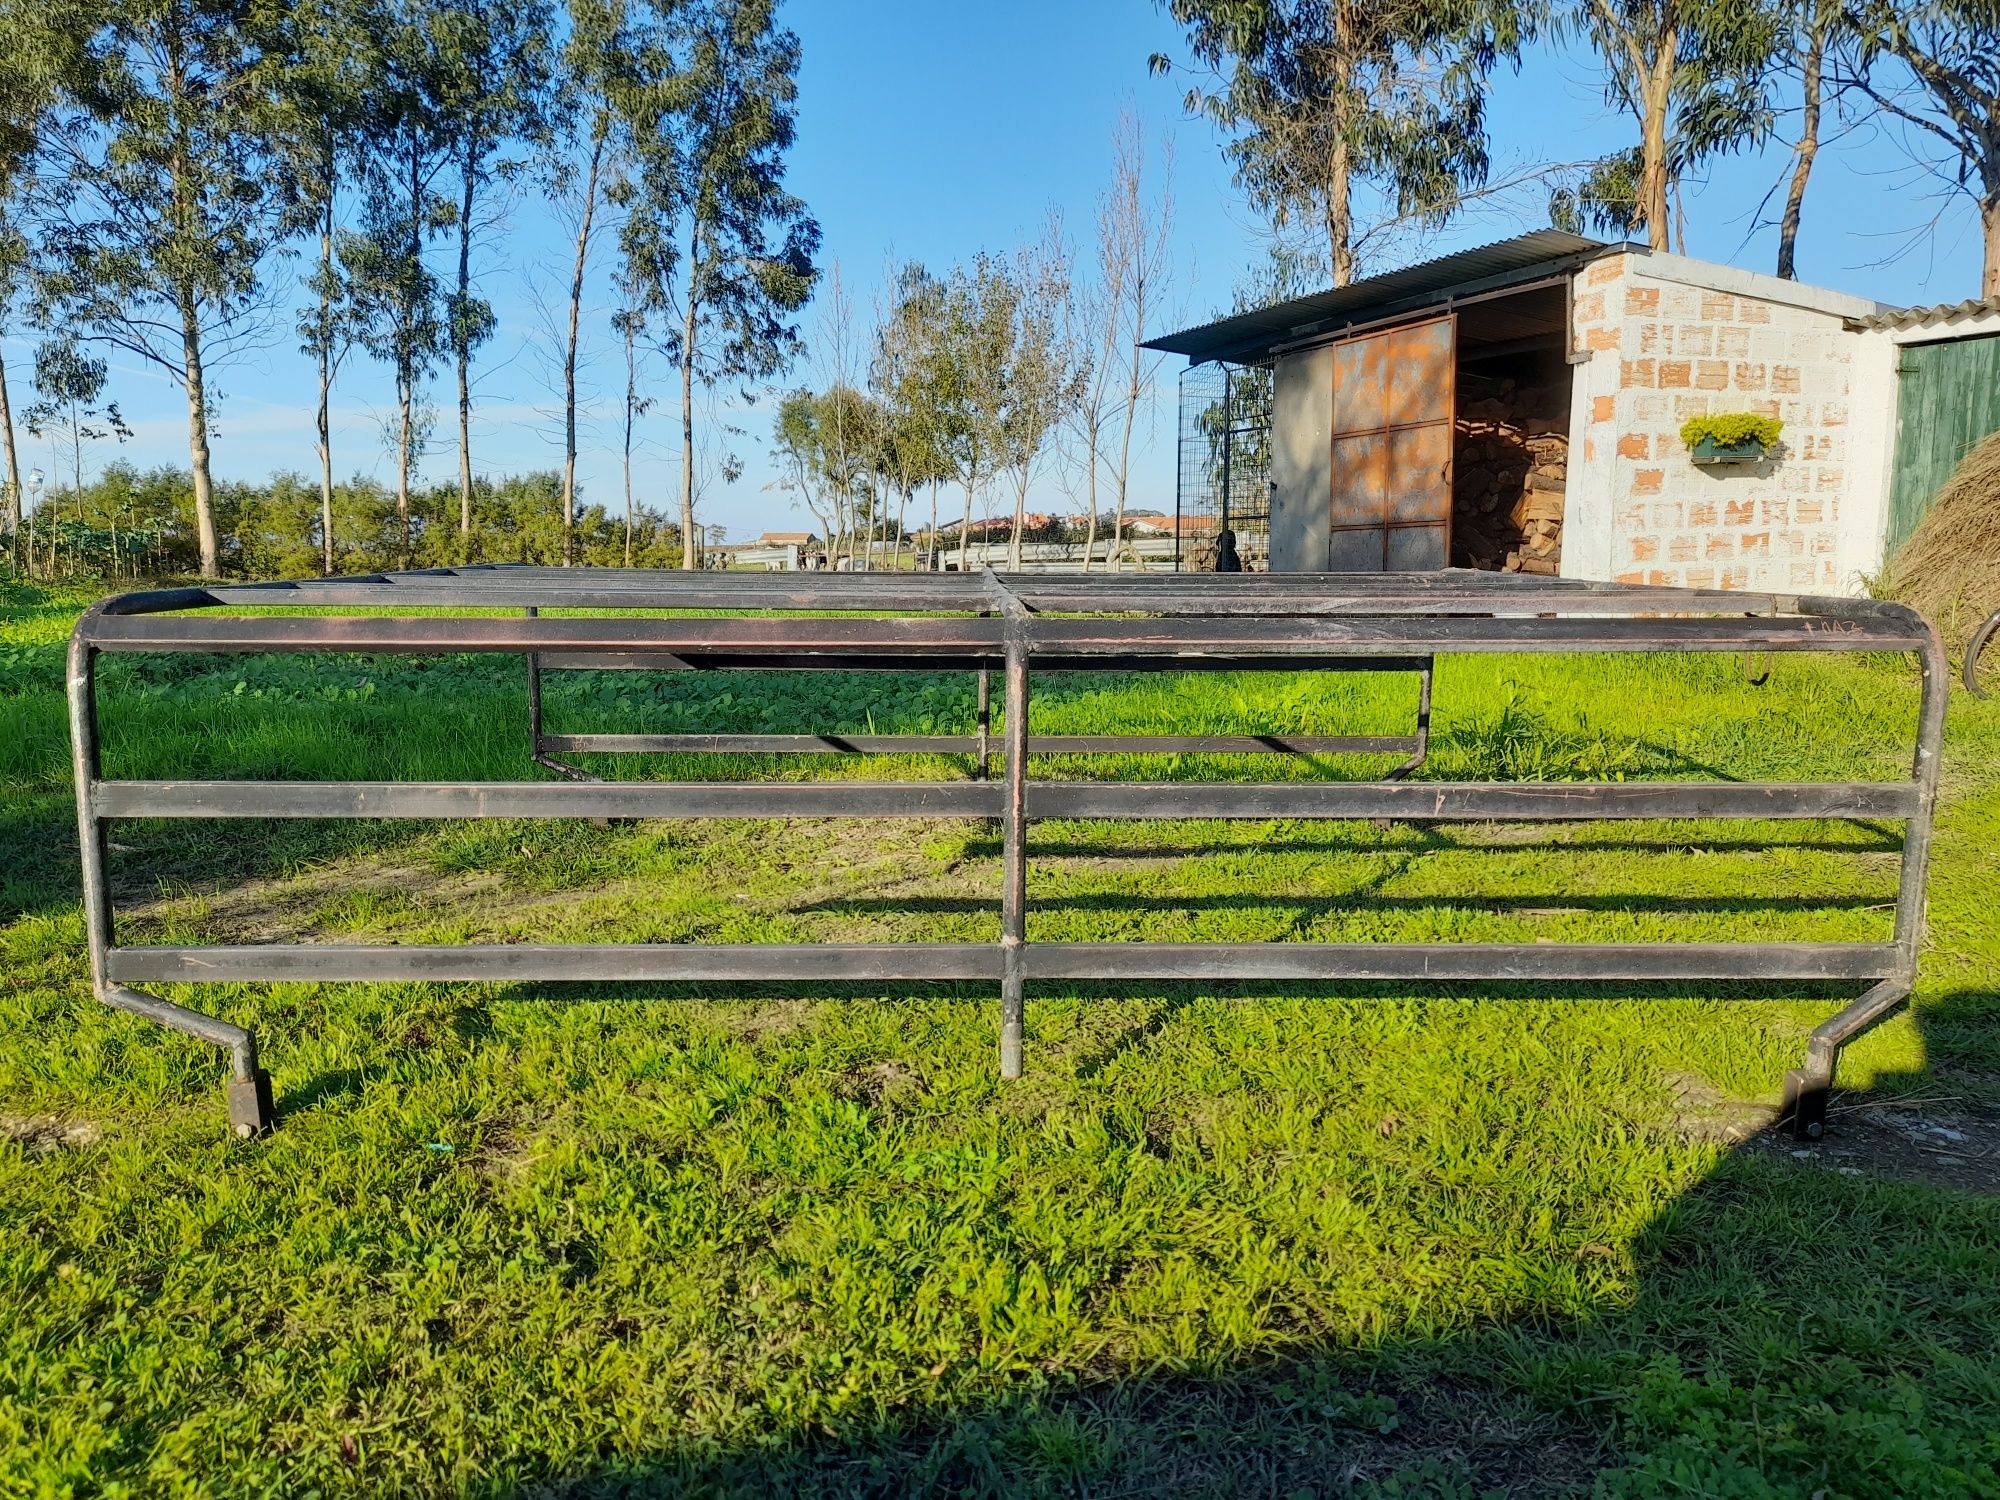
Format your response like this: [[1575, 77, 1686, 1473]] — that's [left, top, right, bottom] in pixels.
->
[[1889, 332, 2000, 552]]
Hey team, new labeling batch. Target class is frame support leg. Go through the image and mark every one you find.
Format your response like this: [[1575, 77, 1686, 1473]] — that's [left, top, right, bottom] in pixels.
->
[[526, 606, 611, 796], [1384, 657, 1434, 784], [998, 623, 1029, 1078], [102, 984, 273, 1138], [973, 608, 993, 782], [1779, 979, 1909, 1141]]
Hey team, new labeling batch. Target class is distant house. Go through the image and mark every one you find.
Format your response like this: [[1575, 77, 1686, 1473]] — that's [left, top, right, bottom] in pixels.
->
[[1128, 515, 1216, 537], [1145, 228, 2000, 592], [724, 531, 822, 571]]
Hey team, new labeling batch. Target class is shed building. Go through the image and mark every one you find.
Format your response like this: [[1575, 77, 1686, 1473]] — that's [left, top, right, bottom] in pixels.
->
[[1148, 232, 2000, 595]]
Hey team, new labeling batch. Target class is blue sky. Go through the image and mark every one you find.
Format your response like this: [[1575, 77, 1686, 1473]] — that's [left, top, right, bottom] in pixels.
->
[[10, 1, 1988, 539]]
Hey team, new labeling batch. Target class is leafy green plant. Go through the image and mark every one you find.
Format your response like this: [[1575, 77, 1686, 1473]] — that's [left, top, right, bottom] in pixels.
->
[[1679, 413, 1782, 451]]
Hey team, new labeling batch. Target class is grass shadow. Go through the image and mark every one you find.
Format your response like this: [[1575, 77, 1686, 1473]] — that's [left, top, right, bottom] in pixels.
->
[[469, 979, 2000, 1498]]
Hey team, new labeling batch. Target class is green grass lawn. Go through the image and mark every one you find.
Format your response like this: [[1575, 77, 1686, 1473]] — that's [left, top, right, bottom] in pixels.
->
[[3, 577, 1999, 1498]]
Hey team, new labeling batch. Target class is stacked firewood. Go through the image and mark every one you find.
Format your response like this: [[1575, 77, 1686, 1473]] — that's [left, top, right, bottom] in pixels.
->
[[1450, 385, 1567, 575]]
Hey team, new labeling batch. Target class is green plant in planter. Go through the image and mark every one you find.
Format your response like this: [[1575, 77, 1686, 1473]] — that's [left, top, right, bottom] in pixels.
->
[[1680, 412, 1783, 463]]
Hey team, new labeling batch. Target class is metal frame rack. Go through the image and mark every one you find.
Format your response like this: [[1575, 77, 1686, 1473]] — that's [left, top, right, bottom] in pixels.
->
[[68, 566, 1944, 1141]]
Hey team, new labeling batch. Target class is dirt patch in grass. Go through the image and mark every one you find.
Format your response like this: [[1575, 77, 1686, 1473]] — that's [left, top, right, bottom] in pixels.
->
[[122, 857, 517, 943], [1, 1114, 100, 1155], [1359, 1379, 1606, 1495], [708, 999, 824, 1043], [834, 1058, 924, 1106], [465, 1121, 539, 1184], [1750, 1097, 2000, 1196], [1665, 1071, 1779, 1144]]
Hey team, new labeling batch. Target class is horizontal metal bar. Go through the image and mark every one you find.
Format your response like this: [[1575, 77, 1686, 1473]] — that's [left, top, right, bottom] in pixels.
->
[[538, 732, 1423, 756], [94, 778, 1916, 823], [191, 580, 1787, 617], [104, 940, 1899, 985], [1019, 616, 1927, 657], [81, 613, 1004, 657], [94, 779, 1004, 819], [532, 652, 1436, 674], [1025, 780, 1921, 821], [107, 944, 1003, 983], [1022, 942, 1899, 981], [78, 610, 1927, 658]]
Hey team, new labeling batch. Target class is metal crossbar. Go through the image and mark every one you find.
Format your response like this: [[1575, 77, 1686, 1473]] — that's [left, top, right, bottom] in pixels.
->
[[66, 565, 1947, 1141]]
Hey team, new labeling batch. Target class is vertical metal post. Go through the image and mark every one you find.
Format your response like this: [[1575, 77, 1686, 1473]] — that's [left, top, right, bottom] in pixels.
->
[[1893, 626, 1950, 978], [1219, 366, 1233, 567], [974, 609, 992, 781], [67, 634, 113, 993], [1173, 367, 1185, 573], [525, 604, 543, 757], [1781, 623, 1948, 1140], [999, 621, 1030, 1078], [68, 625, 270, 1135], [1387, 660, 1435, 782]]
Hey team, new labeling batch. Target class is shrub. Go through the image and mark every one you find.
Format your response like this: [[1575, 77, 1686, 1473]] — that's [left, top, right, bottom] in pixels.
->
[[1679, 413, 1782, 450]]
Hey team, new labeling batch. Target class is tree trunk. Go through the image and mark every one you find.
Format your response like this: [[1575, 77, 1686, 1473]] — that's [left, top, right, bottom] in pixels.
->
[[1984, 194, 2000, 301], [679, 273, 699, 570], [1327, 129, 1354, 288], [1112, 334, 1144, 575], [1777, 15, 1823, 280], [1326, 11, 1356, 287], [456, 141, 477, 559], [622, 313, 637, 568], [1081, 425, 1100, 574], [0, 343, 21, 564], [181, 297, 221, 578], [316, 189, 336, 576], [1008, 473, 1026, 569], [396, 373, 413, 568], [960, 473, 975, 573], [927, 476, 938, 569], [893, 482, 909, 570], [1639, 42, 1676, 250], [563, 121, 608, 568]]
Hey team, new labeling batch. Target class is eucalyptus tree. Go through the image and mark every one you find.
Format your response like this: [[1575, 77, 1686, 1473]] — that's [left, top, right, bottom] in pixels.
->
[[871, 263, 953, 568], [1844, 2, 2000, 297], [1774, 0, 1852, 279], [0, 0, 91, 561], [341, 0, 458, 567], [1556, 1, 1783, 250], [648, 0, 819, 568], [1000, 228, 1083, 571], [550, 0, 638, 563], [611, 288, 656, 567], [434, 0, 555, 555], [931, 254, 1016, 568], [1153, 0, 1529, 286], [1102, 117, 1172, 573], [23, 338, 129, 575], [32, 0, 288, 578], [770, 385, 838, 547], [272, 0, 378, 573]]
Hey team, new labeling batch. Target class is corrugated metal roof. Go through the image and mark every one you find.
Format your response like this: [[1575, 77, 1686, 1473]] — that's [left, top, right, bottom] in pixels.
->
[[1846, 295, 2000, 332], [1143, 230, 1617, 364]]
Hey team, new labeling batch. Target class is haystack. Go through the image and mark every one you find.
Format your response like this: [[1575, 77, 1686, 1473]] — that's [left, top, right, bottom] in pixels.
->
[[1885, 427, 2000, 641]]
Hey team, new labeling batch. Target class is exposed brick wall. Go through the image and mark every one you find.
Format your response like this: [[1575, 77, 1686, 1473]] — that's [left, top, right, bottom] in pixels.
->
[[1563, 255, 1853, 592]]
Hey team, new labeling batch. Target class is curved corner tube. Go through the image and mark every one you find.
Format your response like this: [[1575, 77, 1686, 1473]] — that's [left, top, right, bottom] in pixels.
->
[[68, 623, 273, 1137], [1965, 608, 2000, 700], [1777, 597, 1947, 1141]]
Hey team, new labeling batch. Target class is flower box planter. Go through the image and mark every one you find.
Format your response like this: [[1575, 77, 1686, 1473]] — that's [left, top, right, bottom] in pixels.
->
[[1689, 436, 1769, 466]]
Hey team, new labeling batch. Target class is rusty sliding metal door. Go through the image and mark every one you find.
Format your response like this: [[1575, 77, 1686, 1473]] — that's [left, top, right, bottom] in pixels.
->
[[1327, 314, 1455, 571]]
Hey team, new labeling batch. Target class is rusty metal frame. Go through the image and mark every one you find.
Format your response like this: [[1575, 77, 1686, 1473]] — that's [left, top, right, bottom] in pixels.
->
[[67, 566, 1945, 1141]]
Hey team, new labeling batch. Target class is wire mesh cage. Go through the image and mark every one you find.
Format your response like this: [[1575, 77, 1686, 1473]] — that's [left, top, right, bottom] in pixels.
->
[[1174, 361, 1273, 571]]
